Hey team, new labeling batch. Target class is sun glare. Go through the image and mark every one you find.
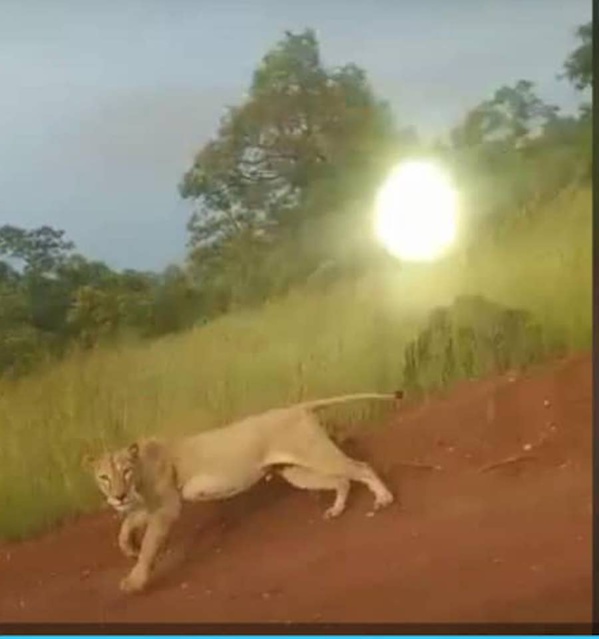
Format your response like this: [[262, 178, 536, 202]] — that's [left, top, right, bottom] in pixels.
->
[[374, 160, 458, 262]]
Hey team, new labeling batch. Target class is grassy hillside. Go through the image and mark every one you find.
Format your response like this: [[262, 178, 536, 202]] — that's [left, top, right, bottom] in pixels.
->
[[0, 186, 591, 541]]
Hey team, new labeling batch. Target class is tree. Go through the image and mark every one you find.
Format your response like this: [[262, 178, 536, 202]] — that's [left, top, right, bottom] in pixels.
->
[[148, 265, 200, 335], [0, 225, 74, 275], [0, 280, 49, 376], [562, 22, 592, 91], [66, 285, 125, 347], [0, 225, 77, 335], [446, 77, 589, 230], [450, 80, 558, 152], [179, 29, 402, 308]]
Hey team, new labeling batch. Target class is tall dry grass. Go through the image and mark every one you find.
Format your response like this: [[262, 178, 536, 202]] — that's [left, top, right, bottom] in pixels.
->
[[0, 186, 590, 540]]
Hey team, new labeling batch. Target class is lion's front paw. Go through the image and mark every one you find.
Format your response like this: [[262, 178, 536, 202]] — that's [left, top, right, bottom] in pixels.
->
[[119, 566, 148, 594], [374, 490, 394, 511]]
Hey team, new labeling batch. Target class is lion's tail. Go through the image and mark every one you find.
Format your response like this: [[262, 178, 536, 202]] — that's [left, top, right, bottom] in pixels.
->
[[297, 391, 403, 412]]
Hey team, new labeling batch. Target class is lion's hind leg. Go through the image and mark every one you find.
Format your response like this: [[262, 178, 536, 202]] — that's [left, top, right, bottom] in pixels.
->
[[277, 465, 350, 519], [275, 412, 394, 514]]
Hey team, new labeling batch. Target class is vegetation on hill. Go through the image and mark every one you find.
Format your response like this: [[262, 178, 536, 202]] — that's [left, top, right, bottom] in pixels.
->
[[0, 22, 591, 379], [0, 22, 591, 540]]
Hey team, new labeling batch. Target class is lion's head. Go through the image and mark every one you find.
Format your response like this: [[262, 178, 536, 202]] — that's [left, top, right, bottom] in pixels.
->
[[84, 442, 144, 514]]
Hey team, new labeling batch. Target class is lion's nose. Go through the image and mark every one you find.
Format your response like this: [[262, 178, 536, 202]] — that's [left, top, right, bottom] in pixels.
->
[[115, 492, 127, 502]]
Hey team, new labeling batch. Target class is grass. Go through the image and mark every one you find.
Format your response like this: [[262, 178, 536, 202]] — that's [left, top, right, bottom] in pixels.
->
[[0, 185, 591, 541]]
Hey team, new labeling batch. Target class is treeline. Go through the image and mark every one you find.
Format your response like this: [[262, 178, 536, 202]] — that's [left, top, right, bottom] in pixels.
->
[[0, 22, 591, 378], [0, 227, 201, 375], [179, 23, 591, 309]]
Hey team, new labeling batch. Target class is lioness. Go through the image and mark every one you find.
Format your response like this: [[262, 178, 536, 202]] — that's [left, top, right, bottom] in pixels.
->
[[84, 392, 399, 593]]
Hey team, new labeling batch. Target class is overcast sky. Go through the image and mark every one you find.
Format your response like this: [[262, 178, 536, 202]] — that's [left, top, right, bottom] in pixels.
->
[[0, 0, 591, 270]]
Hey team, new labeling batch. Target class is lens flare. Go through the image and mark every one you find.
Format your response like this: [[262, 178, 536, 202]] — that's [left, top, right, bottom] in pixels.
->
[[374, 160, 458, 262]]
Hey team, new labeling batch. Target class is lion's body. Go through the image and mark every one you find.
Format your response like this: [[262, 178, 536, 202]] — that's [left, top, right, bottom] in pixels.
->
[[86, 392, 397, 593]]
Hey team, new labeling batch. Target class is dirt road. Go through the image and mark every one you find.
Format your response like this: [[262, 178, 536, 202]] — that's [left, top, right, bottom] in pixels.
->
[[0, 354, 592, 624]]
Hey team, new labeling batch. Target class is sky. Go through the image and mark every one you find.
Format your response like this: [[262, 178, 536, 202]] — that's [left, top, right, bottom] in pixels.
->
[[0, 0, 591, 271]]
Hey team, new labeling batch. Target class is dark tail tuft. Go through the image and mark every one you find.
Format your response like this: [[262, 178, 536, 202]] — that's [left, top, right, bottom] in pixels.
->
[[394, 390, 404, 400]]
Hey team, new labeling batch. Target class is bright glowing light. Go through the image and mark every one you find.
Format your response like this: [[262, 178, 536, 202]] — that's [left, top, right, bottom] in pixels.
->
[[374, 160, 458, 262]]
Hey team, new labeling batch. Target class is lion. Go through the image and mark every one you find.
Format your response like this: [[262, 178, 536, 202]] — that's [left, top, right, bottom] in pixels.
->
[[84, 392, 400, 593]]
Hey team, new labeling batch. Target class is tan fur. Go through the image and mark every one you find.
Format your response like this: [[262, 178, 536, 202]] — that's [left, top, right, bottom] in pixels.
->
[[85, 392, 398, 593]]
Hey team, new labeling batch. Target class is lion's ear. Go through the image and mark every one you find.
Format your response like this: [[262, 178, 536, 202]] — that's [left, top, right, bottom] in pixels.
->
[[81, 454, 95, 470], [127, 442, 140, 461]]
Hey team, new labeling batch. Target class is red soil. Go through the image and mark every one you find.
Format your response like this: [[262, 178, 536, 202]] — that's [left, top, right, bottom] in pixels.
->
[[0, 354, 592, 624]]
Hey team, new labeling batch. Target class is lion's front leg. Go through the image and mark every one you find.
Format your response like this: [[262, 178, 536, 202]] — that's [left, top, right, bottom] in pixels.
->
[[118, 510, 149, 559], [119, 499, 181, 594]]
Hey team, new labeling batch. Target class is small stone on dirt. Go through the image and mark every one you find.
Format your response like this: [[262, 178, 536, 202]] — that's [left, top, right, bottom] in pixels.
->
[[530, 564, 543, 572], [543, 399, 551, 408], [522, 443, 532, 452]]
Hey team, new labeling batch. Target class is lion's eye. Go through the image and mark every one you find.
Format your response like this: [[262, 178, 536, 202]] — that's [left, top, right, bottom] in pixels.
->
[[98, 474, 110, 484]]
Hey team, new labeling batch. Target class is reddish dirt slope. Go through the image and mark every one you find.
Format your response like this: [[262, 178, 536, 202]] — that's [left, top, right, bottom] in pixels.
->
[[0, 354, 592, 623]]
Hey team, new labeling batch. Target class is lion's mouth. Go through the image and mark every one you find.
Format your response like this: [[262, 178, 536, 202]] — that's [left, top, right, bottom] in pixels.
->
[[108, 498, 134, 513]]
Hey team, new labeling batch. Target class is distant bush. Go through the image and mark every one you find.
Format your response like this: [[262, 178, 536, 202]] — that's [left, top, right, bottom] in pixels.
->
[[402, 295, 557, 394]]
